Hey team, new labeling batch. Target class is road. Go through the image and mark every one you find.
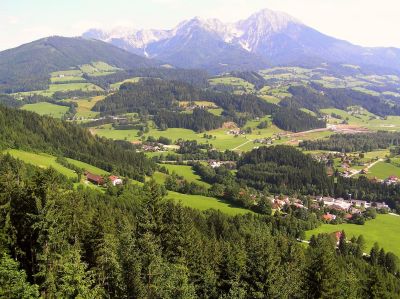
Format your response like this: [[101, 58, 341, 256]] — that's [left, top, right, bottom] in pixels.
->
[[348, 159, 383, 177], [232, 139, 254, 151]]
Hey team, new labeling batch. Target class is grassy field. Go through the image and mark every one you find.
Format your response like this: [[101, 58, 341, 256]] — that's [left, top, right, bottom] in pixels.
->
[[367, 161, 400, 180], [66, 158, 109, 176], [21, 102, 69, 119], [209, 76, 255, 93], [4, 149, 77, 179], [92, 124, 250, 151], [321, 108, 400, 131], [167, 191, 252, 216], [15, 82, 103, 97], [93, 116, 336, 152], [67, 95, 105, 119], [160, 164, 211, 188], [4, 149, 252, 216], [110, 77, 141, 89], [80, 62, 120, 76], [306, 214, 400, 256]]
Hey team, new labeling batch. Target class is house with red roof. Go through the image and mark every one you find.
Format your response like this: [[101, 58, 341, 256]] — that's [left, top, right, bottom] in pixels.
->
[[86, 172, 104, 185], [109, 175, 123, 186]]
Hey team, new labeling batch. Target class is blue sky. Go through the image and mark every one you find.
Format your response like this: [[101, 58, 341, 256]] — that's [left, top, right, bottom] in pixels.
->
[[1, 0, 399, 50]]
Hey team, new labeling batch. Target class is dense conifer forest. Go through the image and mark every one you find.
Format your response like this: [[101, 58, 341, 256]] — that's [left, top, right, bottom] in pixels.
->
[[285, 84, 400, 116], [300, 131, 400, 152], [1, 153, 400, 298], [272, 107, 326, 132]]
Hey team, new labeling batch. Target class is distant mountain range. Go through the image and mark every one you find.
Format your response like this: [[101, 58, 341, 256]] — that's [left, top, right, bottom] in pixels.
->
[[83, 8, 400, 73]]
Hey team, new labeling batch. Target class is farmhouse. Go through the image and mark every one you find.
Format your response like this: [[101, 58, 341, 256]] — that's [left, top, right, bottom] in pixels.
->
[[322, 213, 336, 222], [85, 172, 123, 186], [86, 172, 104, 185], [109, 175, 123, 186], [209, 161, 222, 168]]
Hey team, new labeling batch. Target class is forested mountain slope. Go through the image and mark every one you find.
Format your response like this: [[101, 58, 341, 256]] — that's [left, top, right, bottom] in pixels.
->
[[0, 36, 157, 93], [0, 105, 154, 180]]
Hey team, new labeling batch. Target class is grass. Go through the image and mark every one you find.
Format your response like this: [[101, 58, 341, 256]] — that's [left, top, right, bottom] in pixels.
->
[[66, 95, 105, 119], [80, 62, 120, 76], [4, 149, 77, 179], [4, 150, 251, 216], [321, 108, 400, 132], [110, 77, 141, 89], [306, 214, 400, 256], [209, 76, 255, 93], [167, 191, 252, 216], [160, 164, 211, 188], [14, 82, 103, 97], [93, 116, 334, 152], [66, 158, 109, 176], [367, 161, 400, 180], [21, 102, 69, 119]]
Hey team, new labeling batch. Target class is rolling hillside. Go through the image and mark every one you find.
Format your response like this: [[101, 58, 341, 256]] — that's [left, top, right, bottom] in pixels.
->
[[0, 36, 158, 93]]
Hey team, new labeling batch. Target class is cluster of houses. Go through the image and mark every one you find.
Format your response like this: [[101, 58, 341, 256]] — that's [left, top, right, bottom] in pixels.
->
[[316, 196, 389, 211], [269, 195, 391, 222], [270, 196, 306, 210], [384, 175, 399, 185], [208, 160, 236, 169], [85, 172, 123, 187], [142, 143, 165, 152], [227, 129, 246, 136], [253, 137, 273, 145]]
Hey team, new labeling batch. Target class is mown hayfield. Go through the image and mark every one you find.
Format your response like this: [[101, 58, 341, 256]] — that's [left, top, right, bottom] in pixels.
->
[[4, 149, 77, 179], [66, 158, 109, 176], [209, 76, 255, 92], [80, 62, 120, 76], [160, 164, 211, 188], [15, 82, 103, 97], [306, 214, 400, 256], [167, 191, 252, 216], [21, 102, 69, 119], [67, 95, 105, 119], [367, 161, 400, 180]]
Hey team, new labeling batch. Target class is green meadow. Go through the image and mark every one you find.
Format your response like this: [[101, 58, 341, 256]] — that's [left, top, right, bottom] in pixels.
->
[[367, 161, 400, 180], [67, 95, 105, 119], [209, 76, 255, 93], [110, 77, 142, 89], [167, 191, 252, 216], [21, 102, 69, 119], [306, 214, 400, 257], [15, 82, 103, 97], [160, 164, 211, 188], [66, 158, 109, 176], [4, 149, 77, 179]]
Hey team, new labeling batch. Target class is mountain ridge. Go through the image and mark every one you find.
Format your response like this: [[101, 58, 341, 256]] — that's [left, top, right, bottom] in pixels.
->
[[0, 36, 158, 93], [83, 8, 400, 73]]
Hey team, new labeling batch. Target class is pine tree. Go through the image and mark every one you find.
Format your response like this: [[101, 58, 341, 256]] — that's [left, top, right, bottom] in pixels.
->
[[370, 242, 380, 265], [305, 234, 341, 298], [0, 254, 40, 298]]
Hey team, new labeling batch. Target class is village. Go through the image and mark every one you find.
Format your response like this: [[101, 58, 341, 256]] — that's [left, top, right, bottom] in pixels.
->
[[270, 194, 391, 224]]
